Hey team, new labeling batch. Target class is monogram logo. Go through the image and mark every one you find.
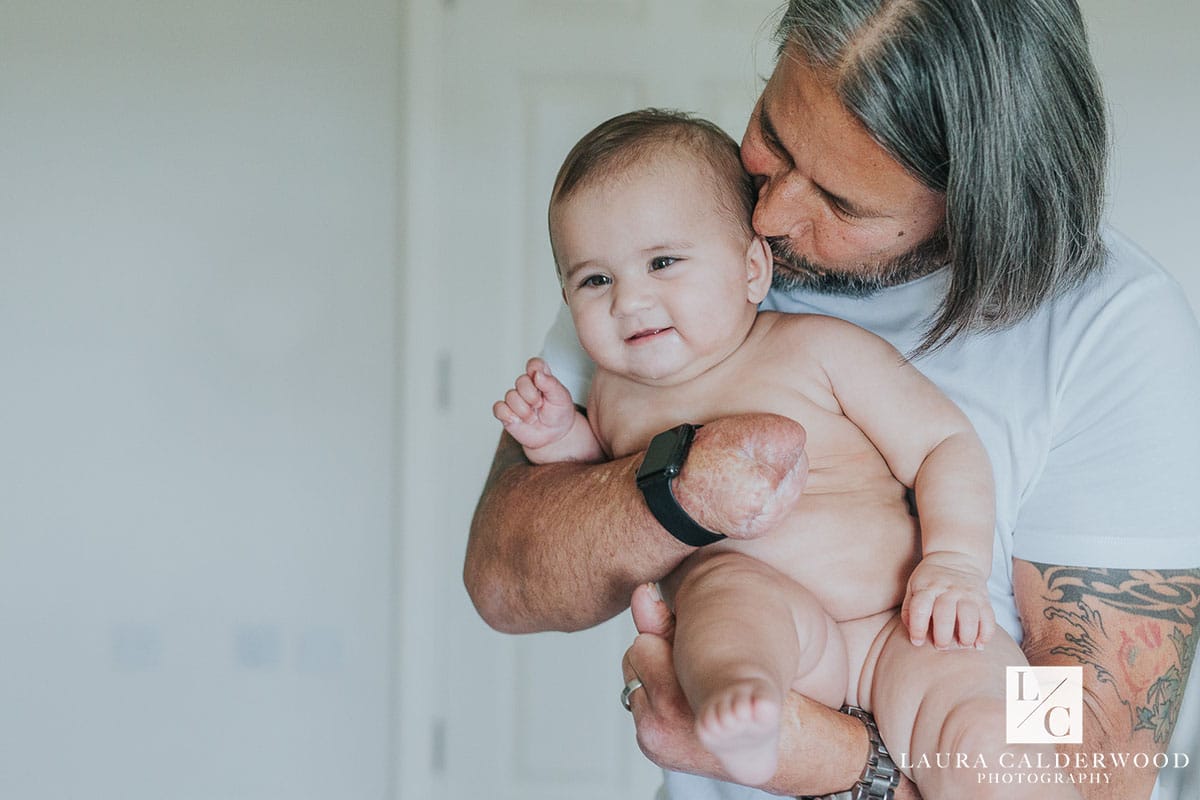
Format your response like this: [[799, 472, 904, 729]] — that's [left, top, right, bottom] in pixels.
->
[[1005, 666, 1083, 744]]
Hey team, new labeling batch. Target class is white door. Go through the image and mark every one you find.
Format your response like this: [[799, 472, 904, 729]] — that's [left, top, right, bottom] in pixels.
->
[[403, 2, 782, 798]]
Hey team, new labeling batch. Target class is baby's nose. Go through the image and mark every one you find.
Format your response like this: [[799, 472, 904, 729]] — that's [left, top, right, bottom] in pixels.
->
[[611, 282, 654, 316]]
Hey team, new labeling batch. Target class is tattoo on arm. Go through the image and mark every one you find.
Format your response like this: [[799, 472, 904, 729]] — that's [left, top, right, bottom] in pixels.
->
[[1029, 564, 1200, 744]]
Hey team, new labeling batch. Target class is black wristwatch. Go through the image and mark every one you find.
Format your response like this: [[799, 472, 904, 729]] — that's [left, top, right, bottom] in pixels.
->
[[635, 424, 726, 547]]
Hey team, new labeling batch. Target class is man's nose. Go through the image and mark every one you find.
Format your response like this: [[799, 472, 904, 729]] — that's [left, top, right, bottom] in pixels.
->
[[752, 176, 813, 241]]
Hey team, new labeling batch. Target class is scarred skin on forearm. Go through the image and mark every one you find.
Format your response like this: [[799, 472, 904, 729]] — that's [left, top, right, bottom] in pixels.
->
[[464, 414, 812, 633]]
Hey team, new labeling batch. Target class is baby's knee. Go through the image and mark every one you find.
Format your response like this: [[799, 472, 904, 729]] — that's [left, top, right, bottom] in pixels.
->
[[938, 695, 1009, 763], [675, 551, 785, 599]]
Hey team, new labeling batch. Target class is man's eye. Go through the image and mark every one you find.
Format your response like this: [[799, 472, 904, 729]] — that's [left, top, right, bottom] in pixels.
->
[[579, 274, 611, 288], [832, 200, 858, 218], [650, 256, 678, 270]]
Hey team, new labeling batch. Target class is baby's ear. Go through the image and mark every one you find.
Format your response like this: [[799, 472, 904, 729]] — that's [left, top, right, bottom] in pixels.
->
[[745, 235, 773, 303]]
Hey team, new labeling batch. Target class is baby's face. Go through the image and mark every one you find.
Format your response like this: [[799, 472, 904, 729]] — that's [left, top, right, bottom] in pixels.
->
[[553, 154, 766, 385]]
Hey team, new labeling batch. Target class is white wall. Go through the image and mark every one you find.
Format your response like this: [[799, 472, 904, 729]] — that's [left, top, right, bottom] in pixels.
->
[[0, 2, 399, 798], [1087, 1, 1200, 307]]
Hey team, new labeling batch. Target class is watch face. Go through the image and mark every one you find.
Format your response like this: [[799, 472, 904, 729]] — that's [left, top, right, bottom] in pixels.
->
[[636, 424, 694, 484]]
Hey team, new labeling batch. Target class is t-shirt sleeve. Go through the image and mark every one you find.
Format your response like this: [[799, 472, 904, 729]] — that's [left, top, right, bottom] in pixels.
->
[[538, 304, 595, 408], [1013, 271, 1200, 569]]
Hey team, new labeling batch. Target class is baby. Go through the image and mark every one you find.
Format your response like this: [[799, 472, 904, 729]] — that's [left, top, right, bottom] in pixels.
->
[[494, 109, 1077, 798]]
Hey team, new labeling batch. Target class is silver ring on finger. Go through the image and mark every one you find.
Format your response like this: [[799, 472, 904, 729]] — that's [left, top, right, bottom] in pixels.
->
[[621, 677, 644, 711]]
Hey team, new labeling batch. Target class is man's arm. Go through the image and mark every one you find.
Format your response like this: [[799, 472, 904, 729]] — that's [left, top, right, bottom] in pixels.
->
[[464, 430, 690, 633], [1014, 559, 1200, 799], [464, 414, 810, 633]]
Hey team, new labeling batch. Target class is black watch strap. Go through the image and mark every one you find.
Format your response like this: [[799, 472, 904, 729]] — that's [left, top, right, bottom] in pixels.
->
[[636, 424, 726, 547]]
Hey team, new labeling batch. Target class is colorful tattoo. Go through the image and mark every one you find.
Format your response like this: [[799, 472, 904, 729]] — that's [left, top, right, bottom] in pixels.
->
[[1031, 565, 1200, 745]]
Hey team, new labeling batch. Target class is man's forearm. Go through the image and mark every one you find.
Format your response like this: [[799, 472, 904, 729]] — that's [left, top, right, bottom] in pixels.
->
[[766, 697, 871, 796], [464, 431, 693, 633], [770, 700, 923, 799], [466, 415, 811, 633]]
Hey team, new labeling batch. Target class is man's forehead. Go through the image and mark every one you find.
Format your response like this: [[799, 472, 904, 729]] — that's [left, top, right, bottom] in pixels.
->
[[753, 51, 945, 224]]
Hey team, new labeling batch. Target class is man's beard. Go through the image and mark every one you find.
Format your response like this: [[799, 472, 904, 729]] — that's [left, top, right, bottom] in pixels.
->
[[768, 227, 949, 297]]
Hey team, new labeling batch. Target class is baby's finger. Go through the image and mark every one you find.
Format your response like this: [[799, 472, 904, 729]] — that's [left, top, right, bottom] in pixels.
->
[[905, 589, 934, 646], [526, 357, 550, 377], [931, 593, 958, 649], [515, 374, 541, 406], [956, 602, 981, 648], [978, 604, 997, 644], [533, 369, 574, 406], [504, 388, 533, 420], [493, 401, 518, 426]]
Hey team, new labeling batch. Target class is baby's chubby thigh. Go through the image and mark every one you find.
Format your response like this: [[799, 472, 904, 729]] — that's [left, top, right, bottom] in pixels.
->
[[664, 547, 851, 711], [857, 614, 1029, 787]]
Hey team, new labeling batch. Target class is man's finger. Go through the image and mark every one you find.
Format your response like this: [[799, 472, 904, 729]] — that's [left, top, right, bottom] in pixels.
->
[[630, 582, 675, 640], [623, 632, 677, 717]]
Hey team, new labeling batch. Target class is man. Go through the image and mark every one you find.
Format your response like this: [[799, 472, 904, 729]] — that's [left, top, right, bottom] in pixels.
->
[[465, 1, 1200, 798]]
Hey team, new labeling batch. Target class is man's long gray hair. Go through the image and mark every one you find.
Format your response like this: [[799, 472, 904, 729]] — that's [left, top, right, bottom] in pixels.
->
[[775, 0, 1108, 353]]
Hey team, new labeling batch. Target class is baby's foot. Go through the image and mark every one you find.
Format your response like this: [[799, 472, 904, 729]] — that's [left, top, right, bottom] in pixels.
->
[[695, 678, 782, 785]]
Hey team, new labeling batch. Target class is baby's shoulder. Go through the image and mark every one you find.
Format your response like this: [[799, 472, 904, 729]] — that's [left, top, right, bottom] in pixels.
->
[[754, 311, 887, 353]]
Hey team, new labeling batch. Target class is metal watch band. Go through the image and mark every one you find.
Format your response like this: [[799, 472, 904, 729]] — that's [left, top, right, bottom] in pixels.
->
[[796, 706, 901, 800]]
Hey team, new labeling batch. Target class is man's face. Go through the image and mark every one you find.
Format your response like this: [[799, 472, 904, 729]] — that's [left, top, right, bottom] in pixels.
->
[[740, 45, 947, 294]]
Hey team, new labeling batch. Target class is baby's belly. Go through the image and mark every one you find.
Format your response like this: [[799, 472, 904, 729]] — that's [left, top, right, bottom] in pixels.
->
[[706, 478, 920, 621]]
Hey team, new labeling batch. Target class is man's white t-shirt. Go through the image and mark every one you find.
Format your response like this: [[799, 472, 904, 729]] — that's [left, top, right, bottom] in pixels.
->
[[540, 228, 1200, 799]]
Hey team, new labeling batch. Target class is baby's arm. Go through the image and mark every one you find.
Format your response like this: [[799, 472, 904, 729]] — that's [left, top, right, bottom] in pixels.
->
[[901, 430, 996, 649], [810, 319, 996, 649], [493, 357, 605, 465]]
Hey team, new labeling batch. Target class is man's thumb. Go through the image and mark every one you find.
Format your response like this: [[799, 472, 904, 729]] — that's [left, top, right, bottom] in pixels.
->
[[630, 582, 675, 639]]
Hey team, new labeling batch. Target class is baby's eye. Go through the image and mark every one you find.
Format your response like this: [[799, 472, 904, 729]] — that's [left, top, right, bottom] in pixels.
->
[[649, 256, 678, 271], [579, 274, 611, 289]]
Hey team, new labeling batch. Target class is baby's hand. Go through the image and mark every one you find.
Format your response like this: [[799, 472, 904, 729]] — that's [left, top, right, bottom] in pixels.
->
[[492, 358, 577, 450], [900, 551, 995, 650]]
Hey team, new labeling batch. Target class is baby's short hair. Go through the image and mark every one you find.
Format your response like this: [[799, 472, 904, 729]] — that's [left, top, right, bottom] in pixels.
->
[[548, 109, 756, 269]]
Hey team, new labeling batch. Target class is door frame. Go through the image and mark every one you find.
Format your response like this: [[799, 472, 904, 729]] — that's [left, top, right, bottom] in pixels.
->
[[395, 1, 445, 797]]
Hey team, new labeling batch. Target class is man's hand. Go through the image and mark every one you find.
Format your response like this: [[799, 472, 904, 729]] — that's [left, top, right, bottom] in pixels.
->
[[674, 414, 808, 540], [622, 583, 727, 779], [621, 583, 923, 798]]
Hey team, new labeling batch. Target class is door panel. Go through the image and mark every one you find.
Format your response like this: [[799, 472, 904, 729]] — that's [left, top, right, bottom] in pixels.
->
[[434, 3, 781, 797]]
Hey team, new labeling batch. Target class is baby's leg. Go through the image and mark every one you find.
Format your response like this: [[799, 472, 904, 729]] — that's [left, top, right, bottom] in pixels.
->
[[671, 551, 847, 785], [863, 616, 1082, 800]]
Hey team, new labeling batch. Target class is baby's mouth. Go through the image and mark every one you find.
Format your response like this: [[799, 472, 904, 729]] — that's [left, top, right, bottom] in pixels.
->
[[626, 327, 671, 342]]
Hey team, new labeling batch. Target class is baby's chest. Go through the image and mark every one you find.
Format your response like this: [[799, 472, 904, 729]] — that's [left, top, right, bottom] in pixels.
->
[[596, 373, 871, 466]]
